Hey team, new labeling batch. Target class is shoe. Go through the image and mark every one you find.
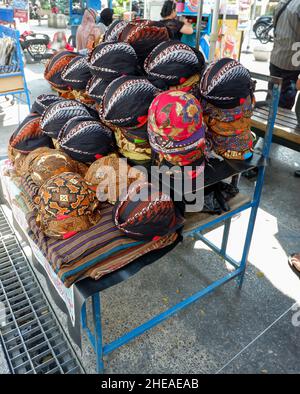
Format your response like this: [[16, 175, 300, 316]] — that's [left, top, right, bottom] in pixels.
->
[[288, 253, 300, 279], [294, 170, 300, 178]]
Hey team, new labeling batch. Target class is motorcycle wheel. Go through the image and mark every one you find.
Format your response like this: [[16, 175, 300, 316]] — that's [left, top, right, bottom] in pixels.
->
[[254, 23, 269, 39]]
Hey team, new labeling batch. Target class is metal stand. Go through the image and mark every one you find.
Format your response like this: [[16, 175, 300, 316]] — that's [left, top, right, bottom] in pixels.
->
[[81, 74, 281, 373], [0, 25, 31, 112]]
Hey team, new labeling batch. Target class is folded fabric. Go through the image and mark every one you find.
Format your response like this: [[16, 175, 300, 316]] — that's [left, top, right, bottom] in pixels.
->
[[61, 55, 92, 91], [119, 20, 170, 65], [114, 182, 184, 240], [102, 76, 159, 128], [40, 99, 96, 139], [35, 172, 101, 239], [30, 94, 64, 116], [199, 58, 255, 109], [144, 41, 204, 88], [9, 113, 53, 154], [58, 116, 114, 163], [20, 173, 40, 201], [44, 50, 78, 91], [201, 95, 255, 122], [85, 155, 147, 204], [148, 90, 206, 166], [27, 203, 178, 287], [89, 42, 139, 80], [104, 19, 128, 42]]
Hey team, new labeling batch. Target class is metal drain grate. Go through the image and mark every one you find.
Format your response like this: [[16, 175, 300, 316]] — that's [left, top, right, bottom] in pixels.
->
[[0, 207, 84, 374]]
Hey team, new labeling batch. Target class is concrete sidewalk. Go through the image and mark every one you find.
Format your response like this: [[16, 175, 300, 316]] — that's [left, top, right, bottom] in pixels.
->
[[0, 28, 299, 374]]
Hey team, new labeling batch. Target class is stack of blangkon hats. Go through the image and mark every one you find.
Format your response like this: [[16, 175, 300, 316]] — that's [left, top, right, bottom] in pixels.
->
[[200, 58, 256, 160]]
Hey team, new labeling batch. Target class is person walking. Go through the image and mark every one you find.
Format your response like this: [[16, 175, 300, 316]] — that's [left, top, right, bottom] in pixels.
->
[[269, 0, 300, 110]]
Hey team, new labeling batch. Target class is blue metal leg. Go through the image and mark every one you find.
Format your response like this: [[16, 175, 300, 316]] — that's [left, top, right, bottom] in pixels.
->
[[238, 169, 265, 289], [220, 218, 231, 256], [81, 302, 87, 330], [92, 293, 104, 374]]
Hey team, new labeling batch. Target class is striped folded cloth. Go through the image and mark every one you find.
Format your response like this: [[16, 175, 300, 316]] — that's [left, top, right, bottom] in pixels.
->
[[20, 174, 40, 201], [27, 203, 178, 288]]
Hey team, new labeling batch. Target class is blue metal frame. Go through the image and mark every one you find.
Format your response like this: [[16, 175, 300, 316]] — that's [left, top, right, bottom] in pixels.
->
[[81, 74, 281, 373], [0, 25, 31, 112]]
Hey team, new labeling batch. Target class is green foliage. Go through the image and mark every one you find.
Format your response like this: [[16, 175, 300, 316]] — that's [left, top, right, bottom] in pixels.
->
[[113, 6, 125, 16]]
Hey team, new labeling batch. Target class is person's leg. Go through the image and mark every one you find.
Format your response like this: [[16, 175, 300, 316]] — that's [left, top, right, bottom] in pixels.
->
[[269, 63, 298, 110]]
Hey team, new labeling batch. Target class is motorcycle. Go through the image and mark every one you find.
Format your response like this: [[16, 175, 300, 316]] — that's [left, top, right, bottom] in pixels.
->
[[20, 31, 53, 62], [258, 23, 274, 44]]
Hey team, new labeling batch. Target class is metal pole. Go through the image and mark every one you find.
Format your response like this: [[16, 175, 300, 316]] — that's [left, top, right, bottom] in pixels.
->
[[243, 0, 257, 54], [129, 0, 132, 21], [208, 0, 221, 61], [195, 0, 204, 50]]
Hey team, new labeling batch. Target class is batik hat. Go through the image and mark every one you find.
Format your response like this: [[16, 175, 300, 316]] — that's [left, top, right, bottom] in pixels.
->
[[30, 94, 64, 116], [29, 149, 79, 187], [36, 172, 101, 239], [104, 19, 128, 42], [44, 50, 78, 91], [89, 42, 139, 80], [119, 20, 170, 65], [20, 146, 53, 175], [85, 154, 146, 204], [113, 182, 184, 240], [144, 41, 205, 88], [86, 76, 110, 104], [148, 91, 206, 166], [40, 99, 96, 138], [9, 113, 53, 154], [206, 127, 254, 160], [102, 76, 159, 128], [199, 58, 255, 108], [61, 55, 92, 91], [201, 95, 255, 122], [113, 126, 152, 161], [58, 116, 114, 162]]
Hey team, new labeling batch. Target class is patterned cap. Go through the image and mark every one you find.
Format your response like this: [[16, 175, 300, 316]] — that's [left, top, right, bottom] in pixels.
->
[[89, 42, 139, 80], [29, 149, 79, 187], [9, 113, 53, 154], [144, 41, 205, 88], [199, 58, 255, 108], [58, 116, 114, 163], [102, 76, 159, 128], [148, 91, 206, 166], [113, 182, 184, 240], [61, 55, 92, 91], [205, 117, 254, 160], [201, 95, 255, 122], [85, 155, 146, 204], [86, 76, 110, 104], [21, 147, 53, 175], [36, 172, 101, 239], [119, 20, 170, 65], [40, 99, 95, 138], [30, 94, 64, 116], [44, 50, 78, 91], [104, 19, 128, 42]]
